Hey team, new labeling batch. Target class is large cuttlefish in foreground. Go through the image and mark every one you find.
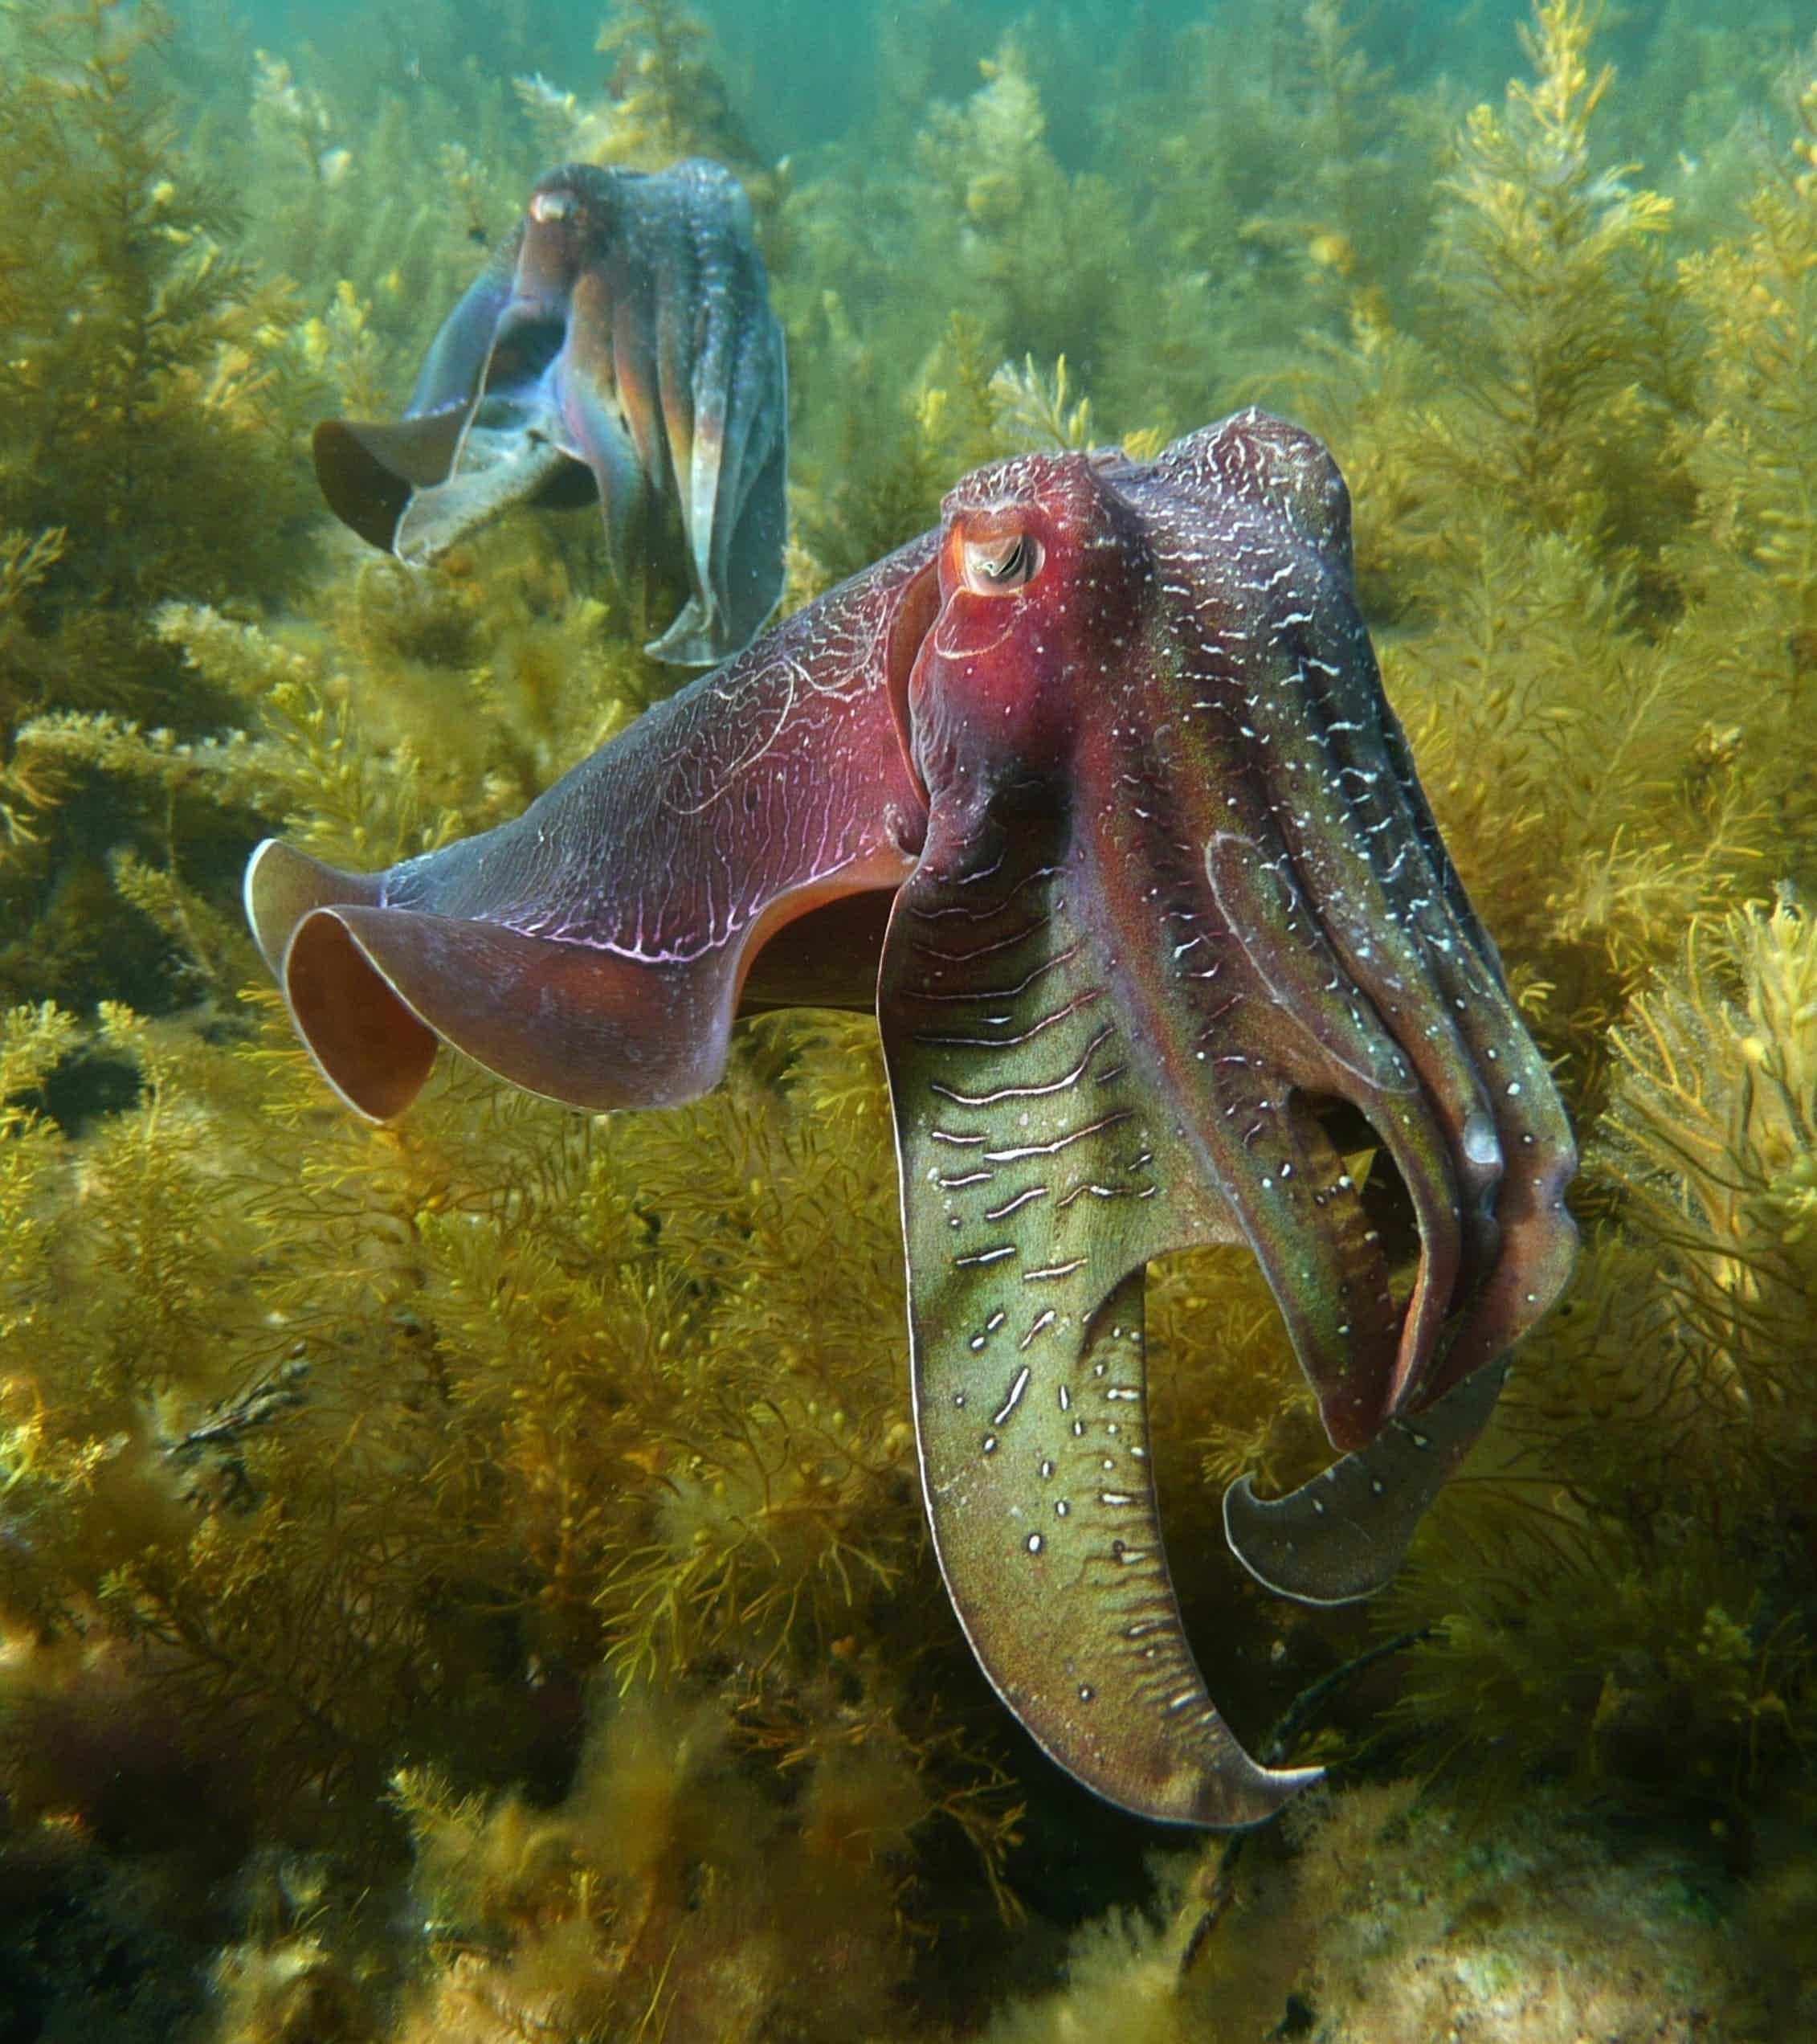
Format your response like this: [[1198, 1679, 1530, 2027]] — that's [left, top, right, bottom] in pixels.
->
[[312, 158, 787, 665], [248, 411, 1577, 1828]]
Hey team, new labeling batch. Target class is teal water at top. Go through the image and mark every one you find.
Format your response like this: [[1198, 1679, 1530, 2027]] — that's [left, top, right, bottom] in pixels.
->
[[205, 1, 1774, 164]]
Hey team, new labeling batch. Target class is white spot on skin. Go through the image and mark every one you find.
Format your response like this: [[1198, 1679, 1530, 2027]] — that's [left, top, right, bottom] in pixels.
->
[[1461, 1112, 1500, 1170], [993, 1365, 1031, 1425]]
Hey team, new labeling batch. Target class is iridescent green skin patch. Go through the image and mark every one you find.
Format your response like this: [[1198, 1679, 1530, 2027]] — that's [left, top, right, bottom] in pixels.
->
[[247, 411, 1577, 1829]]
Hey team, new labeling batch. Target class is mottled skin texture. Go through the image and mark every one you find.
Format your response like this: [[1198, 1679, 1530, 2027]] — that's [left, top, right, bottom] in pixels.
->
[[247, 412, 1578, 1829], [313, 159, 787, 664]]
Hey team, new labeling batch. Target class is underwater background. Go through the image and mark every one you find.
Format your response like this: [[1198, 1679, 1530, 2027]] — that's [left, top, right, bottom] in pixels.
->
[[2, 0, 1816, 2035]]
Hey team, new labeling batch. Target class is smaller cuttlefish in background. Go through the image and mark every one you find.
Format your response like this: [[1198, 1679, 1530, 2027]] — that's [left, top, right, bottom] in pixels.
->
[[312, 158, 788, 667]]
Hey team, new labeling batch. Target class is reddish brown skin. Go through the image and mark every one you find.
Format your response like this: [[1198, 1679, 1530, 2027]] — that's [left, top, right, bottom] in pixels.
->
[[247, 412, 1577, 1829]]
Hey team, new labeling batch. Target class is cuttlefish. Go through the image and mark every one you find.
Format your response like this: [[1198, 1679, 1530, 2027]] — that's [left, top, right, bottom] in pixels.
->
[[312, 158, 787, 665], [247, 411, 1577, 1828]]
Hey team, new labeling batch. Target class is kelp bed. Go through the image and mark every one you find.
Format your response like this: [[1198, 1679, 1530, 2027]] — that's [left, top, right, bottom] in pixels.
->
[[1, 1, 1815, 2038]]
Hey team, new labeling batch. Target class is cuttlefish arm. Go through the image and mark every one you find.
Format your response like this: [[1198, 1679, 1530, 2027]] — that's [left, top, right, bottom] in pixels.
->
[[879, 415, 1574, 1818], [309, 160, 787, 666], [624, 158, 789, 664], [1138, 418, 1578, 1605], [245, 534, 937, 1121], [880, 796, 1321, 1827], [1223, 1359, 1510, 1606]]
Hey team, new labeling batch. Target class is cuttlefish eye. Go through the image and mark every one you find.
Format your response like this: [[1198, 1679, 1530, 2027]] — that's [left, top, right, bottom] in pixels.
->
[[961, 529, 1043, 595]]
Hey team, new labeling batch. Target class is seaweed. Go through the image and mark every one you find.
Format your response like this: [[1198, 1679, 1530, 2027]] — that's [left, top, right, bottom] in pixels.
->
[[594, 0, 754, 173], [4, 0, 1817, 2034], [1423, 2, 1680, 550], [0, 2, 318, 718], [0, 982, 1025, 2032], [977, 1780, 1762, 2041], [1377, 893, 1817, 1824], [0, 2, 327, 1016]]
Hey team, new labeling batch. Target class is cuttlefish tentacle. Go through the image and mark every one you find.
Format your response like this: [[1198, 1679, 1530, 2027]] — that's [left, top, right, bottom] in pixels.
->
[[1165, 421, 1578, 1406], [560, 280, 658, 618], [1146, 428, 1501, 1400], [1042, 443, 1472, 1467], [1082, 681, 1467, 1458], [912, 417, 1574, 1618], [1125, 419, 1577, 1601], [647, 161, 790, 664]]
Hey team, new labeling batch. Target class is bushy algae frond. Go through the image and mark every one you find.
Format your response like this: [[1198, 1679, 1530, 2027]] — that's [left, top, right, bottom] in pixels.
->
[[1382, 524, 1774, 1069], [977, 1777, 1758, 2042], [0, 1, 325, 1013], [1380, 895, 1817, 1816], [0, 975, 1023, 2034], [0, 2, 315, 723], [1285, 5, 1817, 1092], [1599, 892, 1817, 1448], [1425, 0, 1678, 547], [7, 0, 1817, 2033], [594, 0, 753, 173], [238, 44, 540, 409]]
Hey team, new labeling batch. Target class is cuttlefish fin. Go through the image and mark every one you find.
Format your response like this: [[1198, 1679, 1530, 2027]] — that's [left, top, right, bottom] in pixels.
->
[[309, 239, 524, 551], [1222, 1359, 1511, 1607], [246, 841, 736, 1121], [312, 411, 472, 554], [880, 812, 1317, 1827], [244, 538, 939, 1125]]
